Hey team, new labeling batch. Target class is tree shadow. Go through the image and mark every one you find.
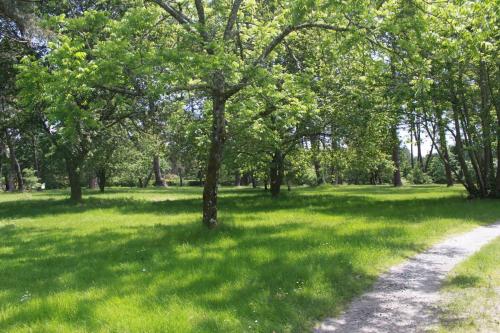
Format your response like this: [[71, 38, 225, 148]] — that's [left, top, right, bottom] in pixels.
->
[[0, 186, 499, 332]]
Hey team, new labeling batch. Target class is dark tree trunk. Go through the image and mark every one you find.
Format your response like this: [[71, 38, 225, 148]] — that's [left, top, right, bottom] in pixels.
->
[[66, 159, 82, 201], [153, 155, 166, 187], [310, 135, 324, 185], [270, 150, 284, 197], [179, 170, 183, 187], [410, 118, 415, 169], [251, 173, 257, 188], [391, 126, 402, 187], [202, 86, 226, 228], [424, 144, 434, 173], [478, 60, 494, 192], [144, 169, 153, 187], [450, 75, 478, 196], [97, 168, 106, 193]]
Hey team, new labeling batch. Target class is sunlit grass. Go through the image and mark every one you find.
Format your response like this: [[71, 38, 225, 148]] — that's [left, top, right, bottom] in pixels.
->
[[437, 236, 500, 333], [1, 185, 499, 332]]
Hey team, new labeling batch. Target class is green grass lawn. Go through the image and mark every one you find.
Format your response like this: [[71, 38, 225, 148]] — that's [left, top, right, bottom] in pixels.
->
[[437, 236, 500, 333], [1, 185, 499, 333]]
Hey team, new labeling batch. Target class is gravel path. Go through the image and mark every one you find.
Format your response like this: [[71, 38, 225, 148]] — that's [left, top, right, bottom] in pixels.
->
[[314, 222, 500, 333]]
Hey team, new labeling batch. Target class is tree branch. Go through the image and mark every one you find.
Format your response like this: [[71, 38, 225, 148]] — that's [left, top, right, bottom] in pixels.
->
[[223, 0, 243, 41], [256, 23, 349, 65], [148, 0, 192, 25]]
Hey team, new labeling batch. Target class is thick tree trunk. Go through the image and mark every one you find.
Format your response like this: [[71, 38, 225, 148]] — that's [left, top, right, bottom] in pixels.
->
[[270, 150, 284, 197], [391, 126, 402, 187], [97, 168, 106, 193], [153, 155, 166, 187], [202, 87, 226, 228], [66, 159, 82, 201]]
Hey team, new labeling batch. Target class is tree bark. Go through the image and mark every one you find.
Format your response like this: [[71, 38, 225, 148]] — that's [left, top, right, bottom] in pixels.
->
[[391, 126, 402, 187], [202, 83, 226, 228], [437, 111, 453, 186], [66, 159, 82, 201], [234, 170, 241, 186], [270, 150, 284, 197], [97, 168, 106, 193], [478, 60, 494, 192], [153, 155, 166, 187], [449, 74, 478, 196], [6, 133, 23, 191]]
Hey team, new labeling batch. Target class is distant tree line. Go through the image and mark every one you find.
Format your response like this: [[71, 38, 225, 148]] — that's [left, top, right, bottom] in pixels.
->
[[0, 0, 498, 227]]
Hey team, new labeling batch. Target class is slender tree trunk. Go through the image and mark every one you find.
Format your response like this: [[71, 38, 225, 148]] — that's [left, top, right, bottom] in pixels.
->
[[410, 123, 414, 169], [437, 111, 453, 186], [153, 155, 166, 187], [415, 117, 423, 169], [310, 135, 324, 185], [234, 170, 241, 186], [1, 142, 13, 192], [251, 172, 257, 188], [66, 159, 82, 201], [424, 143, 434, 173], [485, 61, 500, 196], [6, 133, 23, 191], [179, 170, 183, 187], [391, 126, 402, 187], [202, 85, 226, 228], [89, 175, 98, 189], [478, 60, 494, 193], [144, 168, 153, 187], [449, 74, 477, 196]]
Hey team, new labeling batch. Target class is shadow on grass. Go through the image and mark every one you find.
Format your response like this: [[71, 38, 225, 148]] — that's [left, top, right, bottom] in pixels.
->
[[0, 186, 499, 332], [445, 274, 481, 288]]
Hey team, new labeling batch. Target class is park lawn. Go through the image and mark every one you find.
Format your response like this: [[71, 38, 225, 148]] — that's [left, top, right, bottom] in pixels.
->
[[437, 236, 500, 333], [0, 185, 499, 333]]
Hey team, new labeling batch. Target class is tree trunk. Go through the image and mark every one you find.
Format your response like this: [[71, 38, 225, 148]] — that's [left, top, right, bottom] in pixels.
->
[[97, 168, 106, 193], [153, 155, 166, 187], [437, 112, 453, 186], [270, 150, 284, 197], [391, 126, 402, 187], [251, 173, 257, 188], [202, 87, 226, 228], [89, 175, 98, 189], [449, 75, 478, 196], [144, 168, 153, 187], [415, 117, 423, 169], [478, 60, 494, 193], [66, 159, 82, 201], [179, 170, 183, 187], [234, 170, 241, 186], [6, 133, 23, 191]]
